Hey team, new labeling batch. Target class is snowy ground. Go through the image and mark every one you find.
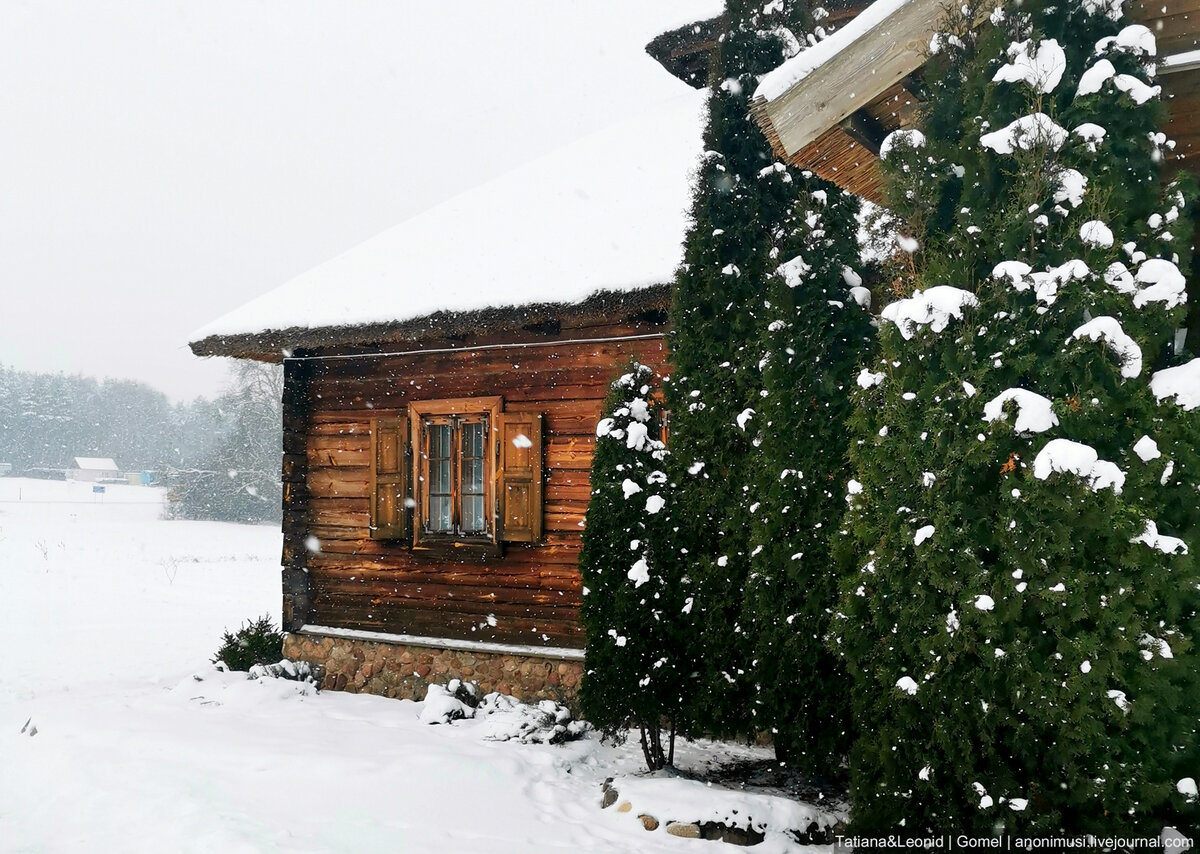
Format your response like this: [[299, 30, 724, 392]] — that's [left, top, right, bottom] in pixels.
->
[[0, 478, 828, 853]]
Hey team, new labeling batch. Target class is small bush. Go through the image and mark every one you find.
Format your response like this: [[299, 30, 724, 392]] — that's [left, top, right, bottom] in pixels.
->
[[213, 615, 283, 671]]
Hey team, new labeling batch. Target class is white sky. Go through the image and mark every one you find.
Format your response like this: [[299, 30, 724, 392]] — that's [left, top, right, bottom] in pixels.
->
[[0, 1, 717, 401]]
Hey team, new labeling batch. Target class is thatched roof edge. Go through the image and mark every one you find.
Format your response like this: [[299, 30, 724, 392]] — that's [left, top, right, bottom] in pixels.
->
[[189, 284, 672, 361]]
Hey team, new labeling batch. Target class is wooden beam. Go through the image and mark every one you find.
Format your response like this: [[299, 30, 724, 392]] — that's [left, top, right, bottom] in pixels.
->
[[1162, 50, 1200, 75], [839, 109, 888, 155], [751, 0, 946, 158]]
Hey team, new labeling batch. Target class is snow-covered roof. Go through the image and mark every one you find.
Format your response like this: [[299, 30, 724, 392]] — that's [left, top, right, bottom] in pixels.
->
[[191, 89, 707, 356], [755, 0, 914, 103], [74, 457, 119, 471]]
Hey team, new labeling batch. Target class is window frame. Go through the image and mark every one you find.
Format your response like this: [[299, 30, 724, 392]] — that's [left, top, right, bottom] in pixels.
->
[[408, 396, 502, 548]]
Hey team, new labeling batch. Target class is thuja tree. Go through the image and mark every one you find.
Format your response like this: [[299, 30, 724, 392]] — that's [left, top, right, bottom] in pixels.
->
[[664, 0, 818, 736], [579, 364, 690, 771], [833, 0, 1200, 835], [741, 181, 874, 774]]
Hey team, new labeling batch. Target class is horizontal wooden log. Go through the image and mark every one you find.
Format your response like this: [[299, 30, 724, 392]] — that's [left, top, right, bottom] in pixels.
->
[[309, 397, 602, 423], [308, 568, 581, 597], [310, 419, 371, 437], [546, 483, 593, 503], [313, 338, 665, 381], [310, 578, 580, 610], [308, 398, 612, 439], [307, 533, 581, 566], [546, 513, 586, 533], [307, 435, 371, 468], [301, 319, 663, 360], [307, 551, 582, 579], [308, 602, 584, 647], [308, 466, 370, 499], [546, 448, 594, 471], [309, 366, 625, 409], [308, 497, 370, 528], [1132, 0, 1200, 20], [547, 467, 592, 487]]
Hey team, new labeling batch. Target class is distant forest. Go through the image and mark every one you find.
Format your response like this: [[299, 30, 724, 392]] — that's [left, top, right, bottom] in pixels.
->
[[0, 361, 282, 523]]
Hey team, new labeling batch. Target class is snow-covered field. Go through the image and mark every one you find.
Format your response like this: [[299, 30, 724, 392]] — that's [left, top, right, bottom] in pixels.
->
[[0, 478, 818, 853]]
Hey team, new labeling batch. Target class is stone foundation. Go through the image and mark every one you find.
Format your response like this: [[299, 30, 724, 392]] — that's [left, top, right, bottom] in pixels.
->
[[283, 630, 583, 706]]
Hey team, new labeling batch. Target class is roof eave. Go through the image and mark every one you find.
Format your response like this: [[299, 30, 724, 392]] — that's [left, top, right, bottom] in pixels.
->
[[188, 284, 672, 361]]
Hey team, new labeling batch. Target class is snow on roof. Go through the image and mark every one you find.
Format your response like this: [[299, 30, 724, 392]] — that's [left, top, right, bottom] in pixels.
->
[[653, 1, 724, 35], [191, 90, 708, 345], [74, 457, 119, 471], [754, 0, 913, 102]]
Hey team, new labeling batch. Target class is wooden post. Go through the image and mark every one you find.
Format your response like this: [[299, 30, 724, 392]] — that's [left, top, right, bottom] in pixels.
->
[[281, 356, 313, 632]]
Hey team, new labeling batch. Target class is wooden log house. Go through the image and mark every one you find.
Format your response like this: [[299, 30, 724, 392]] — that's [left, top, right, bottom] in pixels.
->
[[189, 90, 707, 701]]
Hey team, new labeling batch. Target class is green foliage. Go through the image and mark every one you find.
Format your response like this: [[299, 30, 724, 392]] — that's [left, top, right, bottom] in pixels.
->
[[836, 0, 1200, 836], [743, 180, 874, 775], [663, 0, 818, 738], [579, 363, 690, 771], [214, 615, 283, 672]]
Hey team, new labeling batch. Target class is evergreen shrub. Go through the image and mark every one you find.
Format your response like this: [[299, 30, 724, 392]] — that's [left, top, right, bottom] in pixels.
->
[[214, 615, 284, 672]]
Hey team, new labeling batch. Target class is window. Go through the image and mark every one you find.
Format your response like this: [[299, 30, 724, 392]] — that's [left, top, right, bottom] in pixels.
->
[[419, 414, 489, 537], [369, 396, 543, 548]]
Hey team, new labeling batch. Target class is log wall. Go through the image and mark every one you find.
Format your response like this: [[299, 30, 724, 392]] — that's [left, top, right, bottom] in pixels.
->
[[282, 324, 669, 650]]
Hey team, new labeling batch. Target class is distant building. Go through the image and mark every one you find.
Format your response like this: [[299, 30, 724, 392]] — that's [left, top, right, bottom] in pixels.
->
[[70, 457, 122, 483]]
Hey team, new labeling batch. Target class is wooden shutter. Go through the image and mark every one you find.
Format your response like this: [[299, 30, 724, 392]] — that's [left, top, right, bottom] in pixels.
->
[[370, 415, 409, 540], [496, 412, 543, 543]]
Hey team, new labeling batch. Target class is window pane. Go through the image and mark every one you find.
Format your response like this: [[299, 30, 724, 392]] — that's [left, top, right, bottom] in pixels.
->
[[428, 456, 451, 498], [429, 496, 452, 532], [428, 423, 451, 460], [464, 421, 484, 458], [462, 459, 482, 494], [433, 461, 452, 494], [462, 495, 484, 533]]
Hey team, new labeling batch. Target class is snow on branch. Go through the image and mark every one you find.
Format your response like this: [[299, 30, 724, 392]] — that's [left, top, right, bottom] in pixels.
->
[[982, 388, 1059, 433], [1132, 520, 1188, 555], [980, 113, 1068, 154], [1076, 59, 1160, 104], [1032, 438, 1125, 493], [880, 286, 978, 339], [1150, 359, 1200, 410], [992, 259, 1089, 307], [1067, 316, 1143, 379], [993, 39, 1066, 94], [1133, 259, 1188, 310]]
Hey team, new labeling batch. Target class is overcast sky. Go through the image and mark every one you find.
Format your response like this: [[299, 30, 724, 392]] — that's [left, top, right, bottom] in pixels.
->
[[0, 1, 717, 401]]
